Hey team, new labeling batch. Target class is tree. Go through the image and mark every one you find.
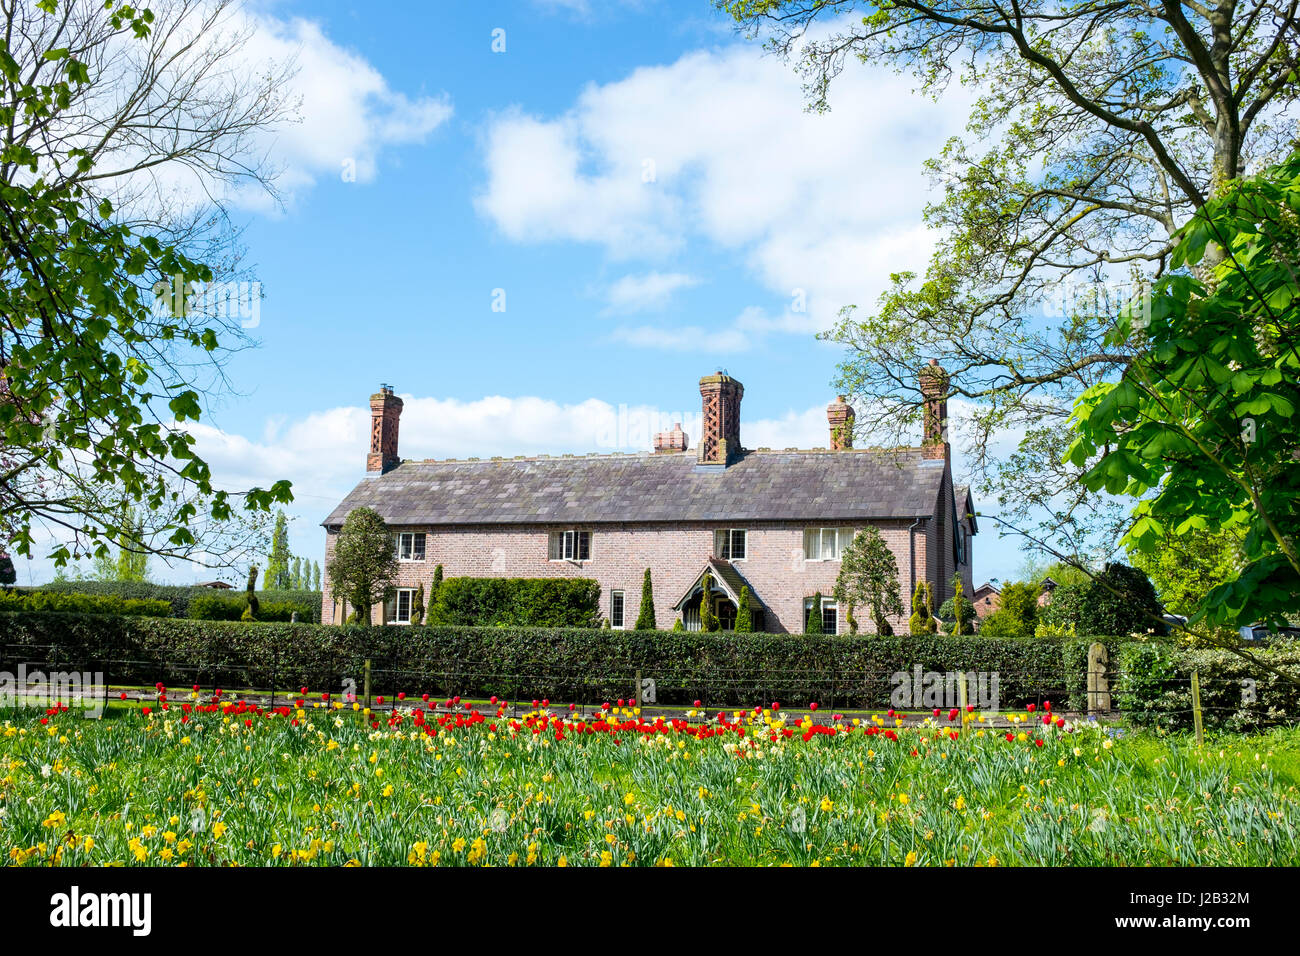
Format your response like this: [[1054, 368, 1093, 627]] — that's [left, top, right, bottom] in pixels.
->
[[908, 581, 936, 635], [1128, 529, 1244, 618], [0, 552, 15, 588], [805, 591, 824, 635], [113, 506, 149, 583], [432, 564, 444, 602], [1069, 148, 1300, 634], [735, 585, 754, 633], [241, 565, 259, 621], [939, 579, 976, 635], [719, 0, 1300, 558], [326, 508, 398, 625], [265, 513, 292, 590], [699, 573, 719, 632], [833, 528, 904, 635], [634, 568, 657, 630], [411, 582, 425, 626], [0, 1, 297, 570], [312, 561, 322, 591], [979, 580, 1040, 636]]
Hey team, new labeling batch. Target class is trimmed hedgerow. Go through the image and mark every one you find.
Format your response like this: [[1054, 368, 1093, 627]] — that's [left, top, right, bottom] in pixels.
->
[[32, 581, 321, 622], [429, 577, 601, 628], [1116, 640, 1300, 732], [0, 589, 170, 617], [0, 612, 1105, 710]]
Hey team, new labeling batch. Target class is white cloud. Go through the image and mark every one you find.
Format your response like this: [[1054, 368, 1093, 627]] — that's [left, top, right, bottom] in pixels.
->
[[235, 14, 453, 204], [476, 43, 972, 347], [93, 5, 454, 217], [605, 271, 700, 313]]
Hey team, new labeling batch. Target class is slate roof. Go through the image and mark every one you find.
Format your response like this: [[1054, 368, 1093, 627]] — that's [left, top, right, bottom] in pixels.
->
[[322, 448, 947, 528]]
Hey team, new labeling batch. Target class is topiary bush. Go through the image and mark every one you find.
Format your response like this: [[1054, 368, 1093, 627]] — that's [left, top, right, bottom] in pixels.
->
[[938, 593, 977, 634]]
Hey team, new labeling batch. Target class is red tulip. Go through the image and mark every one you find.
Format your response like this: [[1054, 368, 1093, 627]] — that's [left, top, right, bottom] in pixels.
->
[[1026, 703, 1036, 712], [693, 700, 702, 708], [809, 702, 818, 711], [120, 692, 128, 700]]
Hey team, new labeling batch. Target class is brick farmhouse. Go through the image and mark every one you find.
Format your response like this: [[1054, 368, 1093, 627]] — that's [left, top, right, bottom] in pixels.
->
[[321, 365, 977, 634]]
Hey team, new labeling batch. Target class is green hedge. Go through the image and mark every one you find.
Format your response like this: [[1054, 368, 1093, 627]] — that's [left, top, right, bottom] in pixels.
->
[[1116, 641, 1300, 731], [189, 594, 312, 623], [0, 589, 171, 617], [0, 612, 1085, 708], [430, 577, 601, 628], [32, 581, 321, 622]]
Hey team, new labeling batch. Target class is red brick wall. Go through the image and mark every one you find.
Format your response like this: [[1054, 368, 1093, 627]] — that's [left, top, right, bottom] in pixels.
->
[[322, 517, 946, 635]]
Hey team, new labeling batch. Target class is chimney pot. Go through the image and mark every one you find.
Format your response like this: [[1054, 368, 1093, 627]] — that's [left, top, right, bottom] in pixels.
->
[[653, 421, 689, 453]]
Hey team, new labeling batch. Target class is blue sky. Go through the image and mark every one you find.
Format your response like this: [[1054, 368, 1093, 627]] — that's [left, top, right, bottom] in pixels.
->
[[30, 0, 1032, 587]]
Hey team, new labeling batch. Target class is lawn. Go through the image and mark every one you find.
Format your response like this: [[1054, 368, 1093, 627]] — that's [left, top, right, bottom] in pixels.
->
[[2, 694, 1298, 866]]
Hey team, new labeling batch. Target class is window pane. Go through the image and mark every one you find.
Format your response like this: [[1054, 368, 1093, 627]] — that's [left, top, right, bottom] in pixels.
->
[[822, 529, 838, 560], [715, 529, 728, 559], [578, 531, 591, 561], [731, 530, 746, 560], [563, 530, 575, 560], [822, 603, 838, 633], [397, 590, 411, 623], [612, 591, 624, 628], [548, 533, 561, 560], [413, 533, 426, 561], [804, 529, 820, 561], [839, 528, 854, 554]]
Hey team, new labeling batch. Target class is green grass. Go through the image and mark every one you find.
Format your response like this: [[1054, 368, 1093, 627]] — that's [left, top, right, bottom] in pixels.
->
[[2, 704, 1297, 866]]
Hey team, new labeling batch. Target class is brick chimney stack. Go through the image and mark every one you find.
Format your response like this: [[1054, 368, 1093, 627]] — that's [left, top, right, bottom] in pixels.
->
[[367, 384, 404, 474], [827, 395, 855, 450], [654, 422, 689, 453], [919, 360, 949, 461], [697, 372, 743, 466]]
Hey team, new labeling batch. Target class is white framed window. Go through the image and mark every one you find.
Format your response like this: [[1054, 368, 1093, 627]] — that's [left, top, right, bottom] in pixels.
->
[[803, 528, 855, 561], [395, 532, 426, 562], [804, 597, 839, 633], [611, 590, 625, 629], [548, 530, 591, 561], [386, 588, 415, 625], [714, 528, 747, 561]]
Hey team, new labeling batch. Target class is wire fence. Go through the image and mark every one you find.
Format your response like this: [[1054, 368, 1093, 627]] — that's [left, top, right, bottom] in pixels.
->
[[1, 641, 1295, 734]]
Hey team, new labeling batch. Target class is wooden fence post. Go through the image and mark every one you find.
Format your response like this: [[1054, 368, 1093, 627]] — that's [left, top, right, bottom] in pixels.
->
[[1191, 670, 1204, 746]]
